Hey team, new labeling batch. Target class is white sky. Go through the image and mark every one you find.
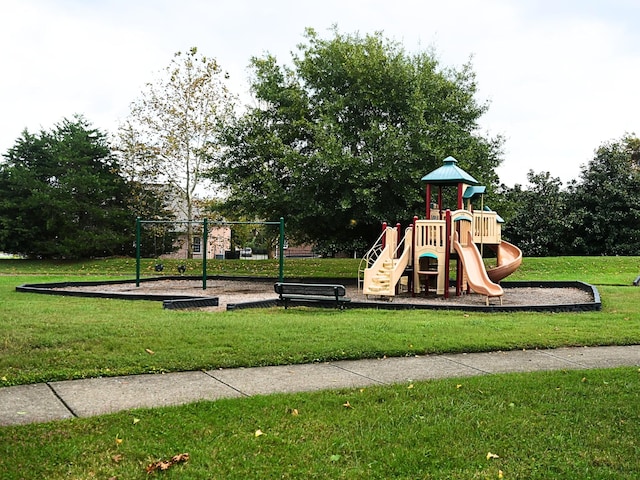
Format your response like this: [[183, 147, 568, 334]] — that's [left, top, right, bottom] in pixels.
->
[[1, 0, 638, 187]]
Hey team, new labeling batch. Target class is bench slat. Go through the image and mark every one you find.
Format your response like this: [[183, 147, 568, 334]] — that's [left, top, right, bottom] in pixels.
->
[[274, 282, 349, 309], [274, 283, 346, 297]]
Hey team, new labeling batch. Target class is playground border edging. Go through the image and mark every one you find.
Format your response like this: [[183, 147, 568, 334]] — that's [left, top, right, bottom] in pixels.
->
[[16, 277, 601, 313]]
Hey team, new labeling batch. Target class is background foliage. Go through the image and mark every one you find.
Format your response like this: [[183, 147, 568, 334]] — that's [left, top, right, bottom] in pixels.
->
[[501, 134, 640, 256], [217, 28, 503, 255], [0, 117, 137, 258]]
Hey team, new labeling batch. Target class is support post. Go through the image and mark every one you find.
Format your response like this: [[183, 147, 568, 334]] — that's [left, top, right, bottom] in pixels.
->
[[278, 217, 285, 282], [202, 218, 208, 290], [444, 209, 451, 299], [426, 184, 431, 219], [411, 215, 418, 296], [381, 222, 387, 249], [135, 217, 141, 287]]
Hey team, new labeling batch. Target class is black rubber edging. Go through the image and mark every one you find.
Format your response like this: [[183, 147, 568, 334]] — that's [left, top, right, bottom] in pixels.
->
[[234, 280, 600, 313], [343, 281, 601, 313], [163, 297, 219, 310], [15, 276, 215, 302], [15, 277, 601, 313]]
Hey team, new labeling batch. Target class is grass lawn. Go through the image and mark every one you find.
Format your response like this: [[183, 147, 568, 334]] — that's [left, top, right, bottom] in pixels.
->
[[1, 256, 639, 478]]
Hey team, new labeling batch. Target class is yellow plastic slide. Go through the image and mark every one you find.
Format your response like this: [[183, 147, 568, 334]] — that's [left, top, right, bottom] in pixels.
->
[[453, 231, 503, 304]]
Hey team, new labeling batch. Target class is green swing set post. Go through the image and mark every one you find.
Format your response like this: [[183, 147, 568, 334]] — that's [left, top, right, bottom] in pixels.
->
[[278, 216, 284, 283], [202, 218, 208, 290], [136, 217, 141, 287]]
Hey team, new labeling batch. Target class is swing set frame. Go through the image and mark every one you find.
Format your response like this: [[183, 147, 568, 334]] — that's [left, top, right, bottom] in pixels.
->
[[135, 217, 285, 289]]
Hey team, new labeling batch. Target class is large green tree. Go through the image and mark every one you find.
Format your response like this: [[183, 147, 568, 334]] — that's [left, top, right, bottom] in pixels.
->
[[567, 134, 640, 255], [0, 116, 135, 258], [500, 171, 571, 256], [217, 28, 503, 254]]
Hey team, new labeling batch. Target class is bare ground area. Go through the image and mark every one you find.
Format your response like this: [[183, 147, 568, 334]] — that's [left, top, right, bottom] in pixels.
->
[[52, 279, 595, 312]]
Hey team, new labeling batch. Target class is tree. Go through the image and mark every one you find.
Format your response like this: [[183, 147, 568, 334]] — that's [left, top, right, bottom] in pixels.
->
[[0, 116, 136, 258], [500, 171, 570, 256], [567, 134, 640, 255], [217, 28, 503, 254], [118, 47, 236, 257]]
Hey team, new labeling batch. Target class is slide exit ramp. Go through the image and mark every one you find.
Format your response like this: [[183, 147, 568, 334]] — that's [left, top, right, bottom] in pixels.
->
[[453, 231, 503, 305]]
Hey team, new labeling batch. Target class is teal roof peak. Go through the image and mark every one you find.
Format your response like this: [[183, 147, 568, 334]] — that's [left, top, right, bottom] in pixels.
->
[[421, 156, 479, 185]]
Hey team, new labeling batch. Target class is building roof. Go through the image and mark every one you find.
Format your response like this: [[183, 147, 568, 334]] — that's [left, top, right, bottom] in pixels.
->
[[421, 156, 479, 185]]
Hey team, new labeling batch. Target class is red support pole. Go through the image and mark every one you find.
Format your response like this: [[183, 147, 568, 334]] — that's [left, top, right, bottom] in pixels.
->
[[426, 184, 431, 219], [411, 215, 418, 296], [444, 209, 451, 299], [381, 222, 387, 249], [457, 183, 463, 210]]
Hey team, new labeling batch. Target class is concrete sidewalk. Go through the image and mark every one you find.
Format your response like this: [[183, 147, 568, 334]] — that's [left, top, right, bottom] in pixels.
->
[[2, 345, 639, 427]]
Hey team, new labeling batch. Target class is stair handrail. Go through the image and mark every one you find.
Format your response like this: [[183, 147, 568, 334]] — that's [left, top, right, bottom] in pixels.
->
[[390, 226, 411, 261], [357, 227, 391, 291]]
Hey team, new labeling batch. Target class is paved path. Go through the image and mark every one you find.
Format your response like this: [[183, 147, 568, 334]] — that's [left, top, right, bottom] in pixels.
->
[[2, 345, 639, 427]]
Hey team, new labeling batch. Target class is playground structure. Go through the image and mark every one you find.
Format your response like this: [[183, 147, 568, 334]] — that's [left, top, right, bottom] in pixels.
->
[[359, 156, 522, 305]]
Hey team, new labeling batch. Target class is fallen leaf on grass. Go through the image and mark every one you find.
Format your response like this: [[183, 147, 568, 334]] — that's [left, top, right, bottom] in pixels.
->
[[342, 401, 352, 409], [112, 454, 123, 463], [487, 452, 499, 460], [254, 429, 264, 437], [498, 469, 504, 478], [145, 453, 189, 474], [145, 348, 155, 355]]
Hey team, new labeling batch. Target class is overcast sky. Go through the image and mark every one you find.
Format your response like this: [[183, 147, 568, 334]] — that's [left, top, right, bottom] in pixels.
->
[[1, 0, 638, 187]]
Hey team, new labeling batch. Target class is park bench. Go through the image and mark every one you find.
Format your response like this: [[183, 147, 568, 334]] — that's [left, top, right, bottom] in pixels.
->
[[274, 282, 351, 309]]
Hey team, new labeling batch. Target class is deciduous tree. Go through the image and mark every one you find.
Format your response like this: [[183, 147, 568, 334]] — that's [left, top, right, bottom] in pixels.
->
[[217, 28, 503, 254], [567, 134, 640, 255], [118, 47, 236, 257], [500, 171, 570, 256]]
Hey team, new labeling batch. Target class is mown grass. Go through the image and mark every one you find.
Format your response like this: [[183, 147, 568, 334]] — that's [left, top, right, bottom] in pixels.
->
[[1, 368, 639, 479], [3, 255, 637, 283], [1, 256, 640, 478], [1, 257, 640, 386]]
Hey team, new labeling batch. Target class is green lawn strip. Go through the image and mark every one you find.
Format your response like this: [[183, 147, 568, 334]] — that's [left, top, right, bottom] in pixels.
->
[[1, 274, 638, 386], [0, 257, 361, 278], [2, 256, 639, 387], [508, 256, 640, 285], [1, 367, 638, 479]]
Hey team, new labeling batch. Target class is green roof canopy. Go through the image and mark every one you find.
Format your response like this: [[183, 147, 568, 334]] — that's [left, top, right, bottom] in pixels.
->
[[421, 156, 479, 185], [463, 185, 486, 199]]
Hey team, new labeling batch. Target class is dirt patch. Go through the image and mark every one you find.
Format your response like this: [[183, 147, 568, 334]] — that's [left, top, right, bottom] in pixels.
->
[[52, 279, 595, 312]]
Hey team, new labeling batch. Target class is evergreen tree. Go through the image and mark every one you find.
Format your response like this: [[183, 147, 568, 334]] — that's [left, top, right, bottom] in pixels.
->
[[0, 116, 136, 258]]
